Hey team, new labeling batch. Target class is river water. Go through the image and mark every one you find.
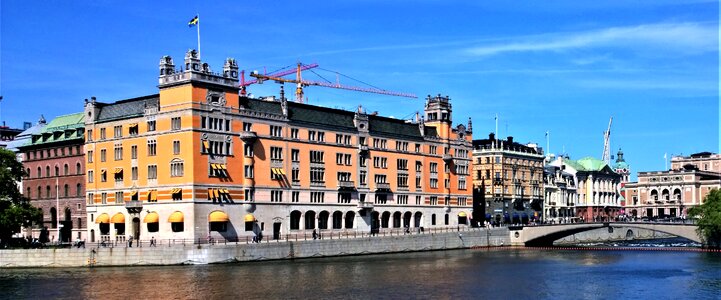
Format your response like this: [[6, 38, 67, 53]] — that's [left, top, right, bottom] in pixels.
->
[[2, 240, 720, 299]]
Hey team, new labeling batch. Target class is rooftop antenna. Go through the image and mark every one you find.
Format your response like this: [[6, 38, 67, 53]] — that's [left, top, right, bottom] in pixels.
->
[[494, 113, 498, 136]]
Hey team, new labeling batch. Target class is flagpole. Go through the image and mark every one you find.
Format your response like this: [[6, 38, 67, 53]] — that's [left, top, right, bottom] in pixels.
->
[[196, 13, 201, 59], [56, 177, 60, 243]]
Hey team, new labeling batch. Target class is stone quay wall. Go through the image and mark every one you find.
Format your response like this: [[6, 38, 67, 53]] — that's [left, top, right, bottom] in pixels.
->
[[0, 228, 510, 268]]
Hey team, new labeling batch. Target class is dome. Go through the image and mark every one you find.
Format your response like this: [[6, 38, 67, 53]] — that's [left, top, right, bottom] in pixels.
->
[[575, 157, 608, 172]]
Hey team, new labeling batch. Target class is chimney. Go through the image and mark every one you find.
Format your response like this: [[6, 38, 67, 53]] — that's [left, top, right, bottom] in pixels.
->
[[507, 136, 513, 144], [489, 132, 495, 140]]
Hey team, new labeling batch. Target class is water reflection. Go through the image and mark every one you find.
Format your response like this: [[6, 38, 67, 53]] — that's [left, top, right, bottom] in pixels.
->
[[1, 249, 720, 299]]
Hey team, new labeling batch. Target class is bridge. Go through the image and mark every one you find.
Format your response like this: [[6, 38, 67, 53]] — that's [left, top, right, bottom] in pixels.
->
[[508, 222, 700, 246]]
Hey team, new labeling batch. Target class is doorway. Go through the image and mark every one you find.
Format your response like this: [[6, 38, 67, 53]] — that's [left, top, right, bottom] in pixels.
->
[[273, 222, 281, 240], [132, 217, 140, 240]]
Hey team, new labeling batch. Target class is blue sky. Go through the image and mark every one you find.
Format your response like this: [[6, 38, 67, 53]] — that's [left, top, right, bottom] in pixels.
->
[[1, 1, 718, 179]]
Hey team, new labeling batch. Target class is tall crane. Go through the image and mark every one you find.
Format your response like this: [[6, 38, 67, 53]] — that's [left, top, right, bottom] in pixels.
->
[[239, 63, 319, 96], [602, 117, 613, 164], [250, 63, 417, 102]]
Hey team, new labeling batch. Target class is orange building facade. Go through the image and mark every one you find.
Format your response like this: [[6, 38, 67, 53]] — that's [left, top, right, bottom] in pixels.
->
[[84, 50, 473, 243]]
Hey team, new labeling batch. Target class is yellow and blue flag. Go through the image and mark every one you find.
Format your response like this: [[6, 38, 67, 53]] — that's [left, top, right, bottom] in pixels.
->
[[188, 15, 199, 27]]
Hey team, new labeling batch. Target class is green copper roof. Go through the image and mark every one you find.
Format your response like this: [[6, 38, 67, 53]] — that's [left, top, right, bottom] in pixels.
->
[[44, 112, 85, 131], [575, 157, 608, 172], [614, 161, 629, 170]]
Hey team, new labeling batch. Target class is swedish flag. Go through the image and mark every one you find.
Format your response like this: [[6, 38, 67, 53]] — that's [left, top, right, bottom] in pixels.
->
[[188, 15, 199, 27]]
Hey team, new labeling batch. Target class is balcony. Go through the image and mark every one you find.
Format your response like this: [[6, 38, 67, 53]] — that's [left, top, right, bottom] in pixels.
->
[[125, 200, 143, 214], [442, 154, 453, 163], [338, 180, 356, 190], [238, 131, 258, 142], [357, 201, 374, 210], [358, 145, 369, 155], [375, 183, 391, 191]]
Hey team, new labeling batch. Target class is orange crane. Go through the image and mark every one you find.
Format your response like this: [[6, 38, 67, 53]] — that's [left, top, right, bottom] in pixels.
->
[[250, 63, 417, 103]]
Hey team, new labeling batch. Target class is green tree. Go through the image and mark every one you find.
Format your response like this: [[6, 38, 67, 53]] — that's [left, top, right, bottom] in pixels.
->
[[0, 148, 42, 246], [688, 189, 721, 248]]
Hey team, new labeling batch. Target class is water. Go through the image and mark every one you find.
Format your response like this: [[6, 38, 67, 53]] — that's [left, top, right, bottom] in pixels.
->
[[2, 246, 721, 299]]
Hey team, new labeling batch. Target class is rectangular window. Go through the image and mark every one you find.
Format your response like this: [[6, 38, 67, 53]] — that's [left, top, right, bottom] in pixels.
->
[[270, 146, 283, 160], [147, 140, 157, 156], [114, 144, 123, 161], [308, 130, 316, 141], [415, 143, 421, 153], [430, 178, 438, 188], [310, 151, 324, 163], [292, 167, 300, 183], [87, 193, 94, 205], [244, 144, 254, 157], [458, 176, 466, 190], [336, 153, 344, 165], [147, 165, 157, 179], [115, 191, 124, 204], [360, 171, 367, 185], [172, 190, 183, 201], [430, 196, 438, 206], [87, 129, 93, 142], [270, 125, 282, 137], [131, 166, 138, 180], [170, 161, 184, 177], [430, 162, 438, 174], [129, 124, 138, 136], [337, 172, 352, 182], [87, 150, 94, 163], [88, 170, 94, 183], [291, 128, 299, 139], [344, 154, 352, 165], [415, 195, 421, 205], [397, 195, 408, 205], [100, 149, 106, 162], [243, 122, 252, 132], [244, 165, 254, 178], [114, 169, 123, 182], [100, 170, 107, 182], [310, 167, 325, 183], [292, 191, 299, 202], [317, 131, 325, 142], [100, 128, 106, 140], [397, 173, 408, 187], [374, 174, 387, 184], [291, 149, 300, 162], [338, 192, 351, 203], [173, 140, 181, 155], [375, 194, 387, 204], [397, 159, 408, 170], [101, 193, 107, 204], [147, 120, 156, 132], [271, 190, 283, 202], [171, 117, 181, 130], [131, 145, 137, 159], [311, 192, 325, 203], [429, 145, 437, 154], [114, 126, 122, 138]]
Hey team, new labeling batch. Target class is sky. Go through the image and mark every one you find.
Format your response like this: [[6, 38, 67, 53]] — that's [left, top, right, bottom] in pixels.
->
[[0, 1, 718, 179]]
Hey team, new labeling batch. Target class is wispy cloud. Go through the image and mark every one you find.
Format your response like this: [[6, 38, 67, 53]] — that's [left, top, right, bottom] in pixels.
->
[[464, 22, 718, 57]]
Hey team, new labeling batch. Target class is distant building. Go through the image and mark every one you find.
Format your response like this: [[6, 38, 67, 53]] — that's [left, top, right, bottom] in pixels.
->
[[0, 122, 25, 149], [548, 156, 622, 221], [542, 163, 578, 222], [6, 116, 47, 195], [472, 133, 545, 225], [18, 113, 86, 242], [625, 152, 721, 219], [612, 148, 631, 214]]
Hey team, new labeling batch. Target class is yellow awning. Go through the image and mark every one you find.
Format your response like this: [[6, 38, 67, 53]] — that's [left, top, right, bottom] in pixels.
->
[[278, 168, 286, 175], [143, 212, 159, 223], [111, 213, 125, 224], [271, 168, 278, 175], [171, 188, 181, 194], [114, 168, 123, 174], [151, 190, 157, 201], [223, 189, 229, 194], [458, 212, 467, 217], [244, 214, 256, 222], [202, 140, 209, 149], [207, 189, 213, 199], [168, 211, 184, 223], [130, 191, 137, 197], [213, 189, 219, 198], [220, 164, 227, 170], [211, 164, 218, 170], [95, 213, 110, 224], [208, 211, 229, 222]]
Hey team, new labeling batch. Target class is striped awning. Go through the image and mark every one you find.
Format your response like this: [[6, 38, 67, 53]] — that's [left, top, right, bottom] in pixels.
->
[[271, 168, 285, 175], [130, 191, 138, 197], [171, 188, 182, 194], [114, 168, 123, 174], [220, 164, 227, 170], [211, 164, 218, 170], [202, 140, 209, 149], [168, 211, 184, 223], [111, 213, 125, 224], [95, 213, 110, 224], [143, 212, 159, 223]]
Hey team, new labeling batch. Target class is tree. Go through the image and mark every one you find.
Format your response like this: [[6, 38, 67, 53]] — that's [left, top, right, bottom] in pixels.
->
[[0, 148, 42, 246], [688, 189, 721, 248]]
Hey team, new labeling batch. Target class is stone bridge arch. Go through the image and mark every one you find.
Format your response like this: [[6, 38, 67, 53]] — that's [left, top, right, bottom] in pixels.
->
[[513, 223, 700, 247]]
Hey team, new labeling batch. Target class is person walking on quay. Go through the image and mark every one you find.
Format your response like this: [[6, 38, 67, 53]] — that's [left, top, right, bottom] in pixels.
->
[[128, 236, 133, 248], [150, 237, 156, 247], [312, 229, 317, 240]]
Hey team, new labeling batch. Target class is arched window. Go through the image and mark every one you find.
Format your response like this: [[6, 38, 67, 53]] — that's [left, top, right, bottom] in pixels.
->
[[673, 189, 682, 201], [445, 213, 449, 225], [46, 186, 51, 198], [64, 164, 69, 176], [305, 211, 316, 229], [45, 166, 50, 177], [332, 211, 343, 229], [381, 212, 390, 228], [392, 211, 402, 228], [290, 210, 301, 230], [170, 159, 184, 177], [431, 214, 437, 225], [26, 187, 31, 199], [64, 184, 69, 198], [37, 186, 42, 199], [650, 190, 658, 201], [318, 211, 329, 230], [76, 162, 81, 174], [345, 211, 355, 229], [76, 183, 82, 197], [55, 166, 59, 177], [50, 207, 57, 229], [37, 167, 41, 178]]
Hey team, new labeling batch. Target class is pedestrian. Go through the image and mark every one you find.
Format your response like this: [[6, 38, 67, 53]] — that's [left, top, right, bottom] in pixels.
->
[[128, 236, 133, 248], [150, 237, 156, 247], [312, 229, 317, 240]]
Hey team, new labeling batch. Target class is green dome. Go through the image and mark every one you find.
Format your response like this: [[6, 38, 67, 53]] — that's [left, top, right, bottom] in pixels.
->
[[575, 157, 608, 172], [614, 161, 629, 171]]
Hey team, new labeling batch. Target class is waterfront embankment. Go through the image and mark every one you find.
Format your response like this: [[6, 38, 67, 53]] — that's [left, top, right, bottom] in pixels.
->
[[0, 228, 510, 268]]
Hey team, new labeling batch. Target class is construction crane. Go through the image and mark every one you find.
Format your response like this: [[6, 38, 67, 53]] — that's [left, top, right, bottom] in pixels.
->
[[240, 63, 319, 96], [249, 63, 417, 103], [602, 117, 613, 164]]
